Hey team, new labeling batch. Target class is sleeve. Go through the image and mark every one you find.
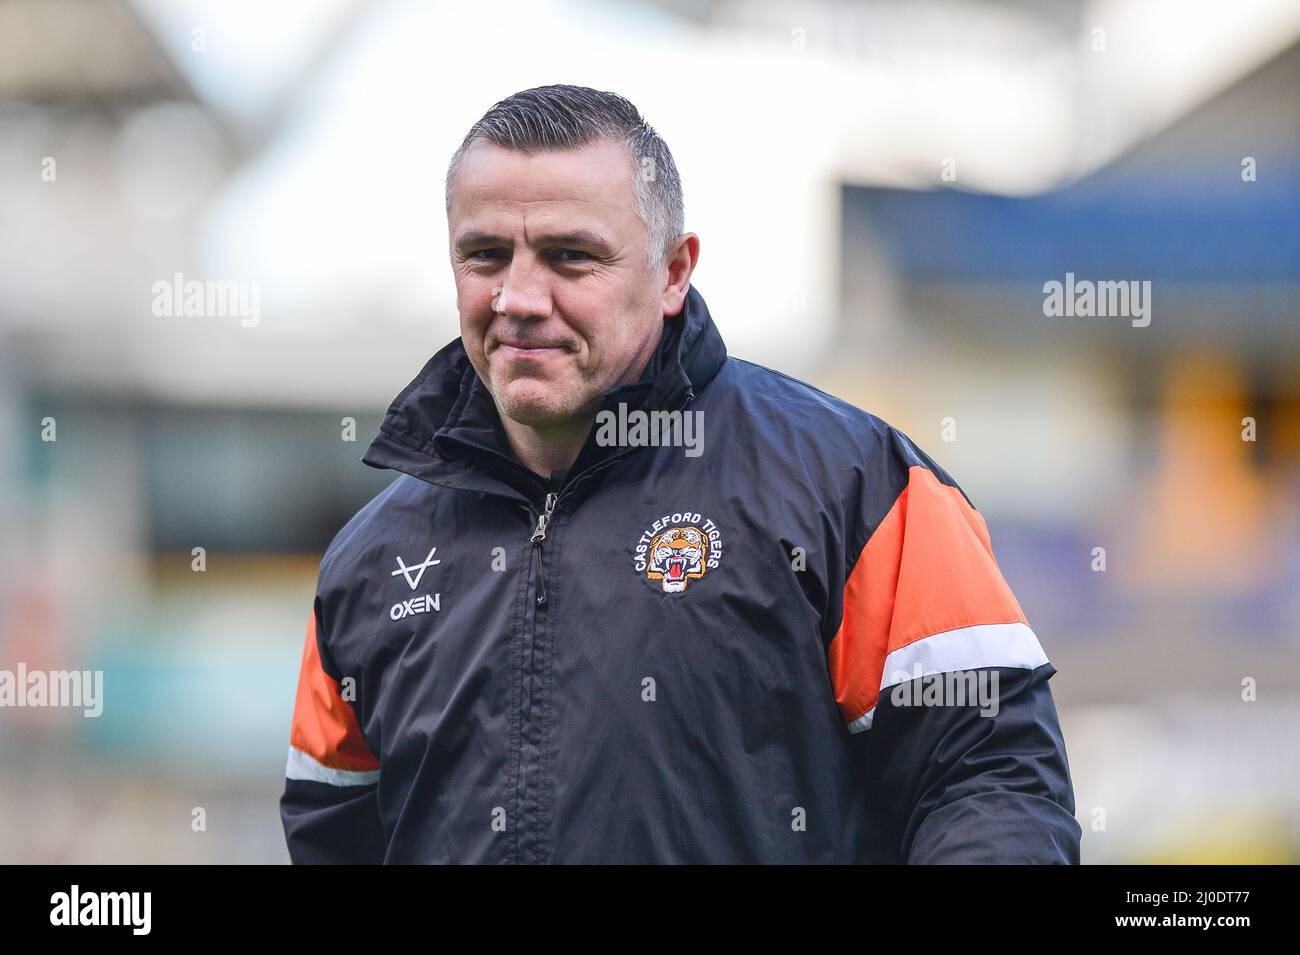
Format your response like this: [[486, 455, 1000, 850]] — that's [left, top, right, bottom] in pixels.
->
[[279, 605, 387, 864], [827, 463, 1082, 863]]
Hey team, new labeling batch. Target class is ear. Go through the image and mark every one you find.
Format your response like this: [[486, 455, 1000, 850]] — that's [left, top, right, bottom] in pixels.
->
[[661, 233, 700, 316]]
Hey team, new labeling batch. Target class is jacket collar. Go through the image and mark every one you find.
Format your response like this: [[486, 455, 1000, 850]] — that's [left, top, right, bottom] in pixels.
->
[[362, 284, 728, 504]]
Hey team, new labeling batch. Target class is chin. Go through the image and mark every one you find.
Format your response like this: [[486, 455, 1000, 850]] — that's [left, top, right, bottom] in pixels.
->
[[496, 379, 586, 427]]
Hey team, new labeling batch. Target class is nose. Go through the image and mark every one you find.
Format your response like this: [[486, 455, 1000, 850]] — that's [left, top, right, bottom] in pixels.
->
[[493, 253, 552, 321]]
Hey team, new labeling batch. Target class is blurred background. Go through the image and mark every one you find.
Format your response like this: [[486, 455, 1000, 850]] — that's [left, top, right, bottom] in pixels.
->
[[1, 0, 1297, 863]]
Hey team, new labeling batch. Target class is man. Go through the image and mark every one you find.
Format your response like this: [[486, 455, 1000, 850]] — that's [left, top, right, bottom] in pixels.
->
[[280, 84, 1081, 864]]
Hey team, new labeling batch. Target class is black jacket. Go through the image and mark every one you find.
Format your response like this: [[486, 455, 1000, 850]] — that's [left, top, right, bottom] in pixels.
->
[[280, 285, 1081, 863]]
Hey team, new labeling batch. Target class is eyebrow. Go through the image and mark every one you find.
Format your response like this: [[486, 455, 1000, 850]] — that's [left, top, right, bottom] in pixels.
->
[[453, 228, 616, 258]]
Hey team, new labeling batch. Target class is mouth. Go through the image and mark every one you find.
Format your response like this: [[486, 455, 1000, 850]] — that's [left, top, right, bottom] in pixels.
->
[[667, 557, 686, 581], [494, 340, 569, 359]]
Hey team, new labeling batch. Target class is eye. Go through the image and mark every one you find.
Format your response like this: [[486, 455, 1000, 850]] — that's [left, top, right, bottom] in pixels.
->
[[552, 249, 592, 263], [467, 249, 504, 262]]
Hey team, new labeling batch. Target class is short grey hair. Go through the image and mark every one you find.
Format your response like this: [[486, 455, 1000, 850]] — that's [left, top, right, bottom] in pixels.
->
[[445, 84, 684, 270]]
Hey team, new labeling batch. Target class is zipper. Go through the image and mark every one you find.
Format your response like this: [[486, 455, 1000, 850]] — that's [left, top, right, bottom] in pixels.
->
[[515, 490, 557, 863], [511, 389, 694, 863]]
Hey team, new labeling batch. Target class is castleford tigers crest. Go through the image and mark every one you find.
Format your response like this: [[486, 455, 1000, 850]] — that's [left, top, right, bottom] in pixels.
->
[[632, 512, 724, 593]]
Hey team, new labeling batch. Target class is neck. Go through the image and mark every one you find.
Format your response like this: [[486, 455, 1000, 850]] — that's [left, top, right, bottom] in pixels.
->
[[499, 409, 593, 479]]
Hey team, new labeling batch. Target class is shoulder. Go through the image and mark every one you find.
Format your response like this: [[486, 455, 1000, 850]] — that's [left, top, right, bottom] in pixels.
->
[[710, 356, 964, 501], [317, 473, 437, 591]]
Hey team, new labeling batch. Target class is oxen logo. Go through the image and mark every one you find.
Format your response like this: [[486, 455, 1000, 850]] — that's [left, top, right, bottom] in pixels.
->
[[633, 513, 724, 593], [392, 547, 440, 590]]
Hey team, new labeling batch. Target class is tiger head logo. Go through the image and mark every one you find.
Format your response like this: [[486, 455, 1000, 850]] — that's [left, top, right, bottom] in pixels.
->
[[646, 525, 709, 593]]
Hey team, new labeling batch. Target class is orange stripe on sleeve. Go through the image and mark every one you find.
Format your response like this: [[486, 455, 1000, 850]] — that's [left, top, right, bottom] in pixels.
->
[[827, 466, 1028, 726], [289, 611, 380, 773]]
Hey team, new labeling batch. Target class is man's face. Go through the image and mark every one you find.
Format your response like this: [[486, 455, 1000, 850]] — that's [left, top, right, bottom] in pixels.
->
[[448, 138, 666, 428]]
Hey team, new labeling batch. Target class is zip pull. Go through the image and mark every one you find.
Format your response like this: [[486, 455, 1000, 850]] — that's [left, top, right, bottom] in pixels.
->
[[534, 560, 548, 606], [530, 492, 558, 606], [530, 492, 558, 544]]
